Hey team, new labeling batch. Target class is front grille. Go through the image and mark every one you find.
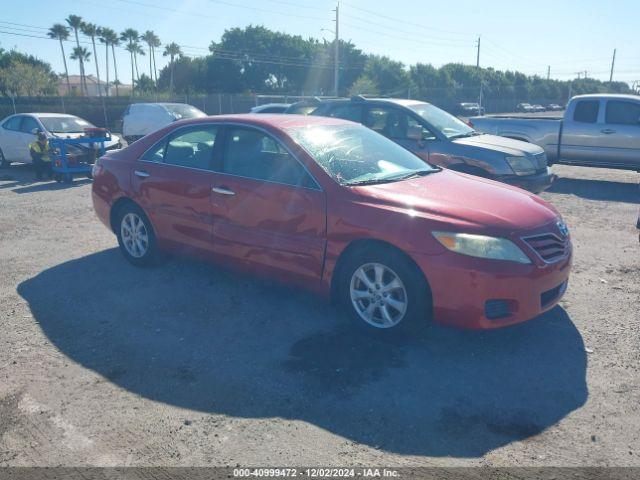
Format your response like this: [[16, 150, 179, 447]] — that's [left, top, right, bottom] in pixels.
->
[[522, 233, 568, 263], [485, 300, 512, 320], [541, 281, 567, 308], [532, 153, 548, 172]]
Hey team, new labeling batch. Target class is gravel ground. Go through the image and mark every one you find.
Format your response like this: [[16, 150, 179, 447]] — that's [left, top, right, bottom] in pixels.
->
[[0, 163, 638, 467]]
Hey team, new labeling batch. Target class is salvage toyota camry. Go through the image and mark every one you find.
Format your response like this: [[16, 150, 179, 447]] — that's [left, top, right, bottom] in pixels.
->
[[92, 114, 572, 333]]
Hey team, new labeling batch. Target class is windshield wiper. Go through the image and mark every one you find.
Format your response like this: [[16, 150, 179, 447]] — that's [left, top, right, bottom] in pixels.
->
[[345, 169, 439, 186], [449, 131, 481, 139]]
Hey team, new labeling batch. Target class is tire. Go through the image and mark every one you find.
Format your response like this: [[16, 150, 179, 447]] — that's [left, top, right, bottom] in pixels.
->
[[115, 203, 160, 267], [338, 244, 432, 336], [63, 173, 72, 184], [0, 148, 10, 169]]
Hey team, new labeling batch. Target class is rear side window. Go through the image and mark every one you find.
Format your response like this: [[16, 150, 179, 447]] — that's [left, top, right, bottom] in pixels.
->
[[20, 117, 40, 134], [3, 116, 22, 131], [222, 127, 317, 188], [141, 126, 218, 170], [573, 101, 599, 123], [326, 104, 362, 122], [605, 101, 640, 126]]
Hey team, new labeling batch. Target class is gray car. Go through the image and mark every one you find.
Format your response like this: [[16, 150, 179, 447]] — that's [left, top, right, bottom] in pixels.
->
[[310, 97, 554, 193]]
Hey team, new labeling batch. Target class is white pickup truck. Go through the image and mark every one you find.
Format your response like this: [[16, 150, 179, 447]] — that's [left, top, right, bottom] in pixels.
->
[[469, 94, 640, 171]]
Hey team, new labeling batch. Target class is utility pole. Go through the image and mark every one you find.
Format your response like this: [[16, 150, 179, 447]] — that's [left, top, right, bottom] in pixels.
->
[[476, 35, 483, 115], [333, 2, 339, 97], [547, 65, 550, 80], [609, 48, 616, 83]]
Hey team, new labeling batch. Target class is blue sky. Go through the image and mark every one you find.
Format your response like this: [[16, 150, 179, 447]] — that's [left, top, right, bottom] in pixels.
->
[[1, 0, 639, 87]]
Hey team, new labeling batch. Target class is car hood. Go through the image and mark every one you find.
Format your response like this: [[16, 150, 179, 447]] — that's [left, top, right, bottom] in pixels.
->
[[49, 132, 120, 148], [453, 133, 543, 156], [352, 169, 557, 233]]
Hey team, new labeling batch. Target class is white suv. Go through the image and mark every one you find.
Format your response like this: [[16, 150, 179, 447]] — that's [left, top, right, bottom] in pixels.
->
[[122, 103, 206, 143]]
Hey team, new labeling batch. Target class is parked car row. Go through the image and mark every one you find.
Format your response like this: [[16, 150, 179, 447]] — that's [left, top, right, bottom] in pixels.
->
[[517, 103, 564, 113]]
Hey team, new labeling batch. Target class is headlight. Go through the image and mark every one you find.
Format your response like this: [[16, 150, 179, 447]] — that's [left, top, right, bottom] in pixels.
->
[[432, 231, 531, 264], [505, 156, 536, 176]]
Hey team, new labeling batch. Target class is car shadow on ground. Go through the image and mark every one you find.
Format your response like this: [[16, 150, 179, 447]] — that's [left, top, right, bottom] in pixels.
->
[[0, 165, 91, 193], [548, 175, 638, 203], [18, 249, 588, 458]]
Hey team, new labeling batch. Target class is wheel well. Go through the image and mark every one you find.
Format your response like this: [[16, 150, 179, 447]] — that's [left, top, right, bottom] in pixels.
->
[[109, 197, 142, 233], [330, 238, 432, 305]]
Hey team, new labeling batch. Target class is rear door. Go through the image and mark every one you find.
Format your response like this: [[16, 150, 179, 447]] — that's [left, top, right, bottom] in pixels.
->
[[0, 115, 29, 161], [209, 125, 326, 283], [599, 99, 640, 167], [561, 99, 605, 164], [131, 125, 219, 254]]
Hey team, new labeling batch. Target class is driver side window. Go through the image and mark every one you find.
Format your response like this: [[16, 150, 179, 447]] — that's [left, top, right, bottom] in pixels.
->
[[20, 117, 40, 134], [364, 106, 434, 140]]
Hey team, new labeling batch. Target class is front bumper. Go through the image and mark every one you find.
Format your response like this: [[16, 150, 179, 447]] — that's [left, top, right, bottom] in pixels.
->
[[496, 168, 556, 194], [412, 246, 572, 330]]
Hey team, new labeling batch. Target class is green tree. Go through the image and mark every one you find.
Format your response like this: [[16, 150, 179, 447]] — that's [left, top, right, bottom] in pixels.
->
[[47, 23, 71, 95], [364, 56, 409, 96], [0, 61, 56, 97], [163, 42, 182, 95], [349, 75, 378, 96], [141, 31, 160, 88]]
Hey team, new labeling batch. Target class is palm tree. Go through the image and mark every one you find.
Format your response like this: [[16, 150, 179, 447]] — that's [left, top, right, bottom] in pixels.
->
[[70, 47, 91, 94], [163, 42, 182, 95], [81, 22, 102, 97], [106, 31, 121, 96], [47, 24, 71, 95], [65, 15, 87, 95], [120, 28, 139, 96], [133, 43, 145, 83], [150, 33, 161, 85], [141, 31, 156, 85]]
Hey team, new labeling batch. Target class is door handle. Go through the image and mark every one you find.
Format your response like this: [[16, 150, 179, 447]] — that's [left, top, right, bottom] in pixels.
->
[[134, 170, 150, 178], [211, 186, 235, 195], [601, 129, 616, 134]]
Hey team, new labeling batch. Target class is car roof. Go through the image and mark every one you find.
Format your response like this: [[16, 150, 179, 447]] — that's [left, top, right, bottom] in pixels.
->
[[176, 113, 354, 129], [572, 94, 640, 101], [320, 97, 429, 108], [15, 113, 78, 118]]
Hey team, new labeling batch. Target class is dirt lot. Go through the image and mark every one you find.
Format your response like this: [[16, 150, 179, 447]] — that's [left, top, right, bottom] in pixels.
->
[[0, 163, 638, 467]]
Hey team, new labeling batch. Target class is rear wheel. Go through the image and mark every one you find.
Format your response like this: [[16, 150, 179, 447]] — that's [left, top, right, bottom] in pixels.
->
[[0, 149, 10, 169], [339, 245, 432, 336], [115, 204, 159, 266]]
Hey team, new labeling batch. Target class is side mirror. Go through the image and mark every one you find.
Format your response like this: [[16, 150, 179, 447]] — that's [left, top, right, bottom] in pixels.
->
[[407, 125, 423, 142], [30, 128, 39, 135]]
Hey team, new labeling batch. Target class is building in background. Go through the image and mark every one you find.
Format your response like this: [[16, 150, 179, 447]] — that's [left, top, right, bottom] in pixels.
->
[[57, 75, 132, 96]]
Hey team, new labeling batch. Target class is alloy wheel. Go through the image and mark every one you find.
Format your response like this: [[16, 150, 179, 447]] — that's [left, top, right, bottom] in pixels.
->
[[349, 262, 408, 328], [120, 212, 149, 258]]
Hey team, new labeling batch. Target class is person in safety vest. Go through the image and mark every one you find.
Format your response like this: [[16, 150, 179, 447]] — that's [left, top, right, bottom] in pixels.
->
[[29, 131, 52, 180]]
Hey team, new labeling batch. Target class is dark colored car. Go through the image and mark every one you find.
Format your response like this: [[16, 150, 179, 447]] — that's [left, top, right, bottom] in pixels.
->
[[308, 97, 554, 193], [92, 114, 571, 334]]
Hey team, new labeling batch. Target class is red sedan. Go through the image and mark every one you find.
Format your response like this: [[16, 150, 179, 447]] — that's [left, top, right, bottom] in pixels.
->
[[92, 115, 571, 333]]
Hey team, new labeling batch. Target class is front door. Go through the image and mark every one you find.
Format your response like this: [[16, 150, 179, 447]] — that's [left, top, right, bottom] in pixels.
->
[[210, 126, 326, 283], [363, 105, 432, 162], [131, 125, 219, 254]]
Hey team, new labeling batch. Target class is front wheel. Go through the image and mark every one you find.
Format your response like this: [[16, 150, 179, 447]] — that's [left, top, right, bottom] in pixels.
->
[[115, 204, 159, 267], [0, 149, 10, 169], [339, 245, 432, 335]]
